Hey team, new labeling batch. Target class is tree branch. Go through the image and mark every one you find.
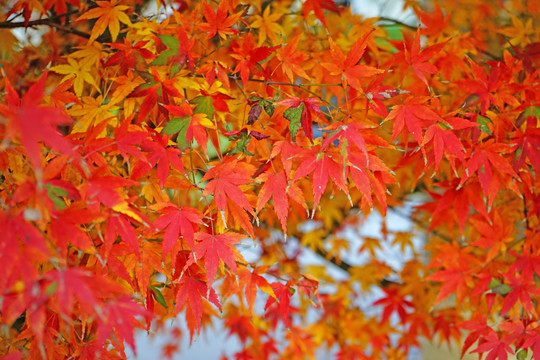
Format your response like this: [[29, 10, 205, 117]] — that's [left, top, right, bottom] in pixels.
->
[[0, 17, 91, 40]]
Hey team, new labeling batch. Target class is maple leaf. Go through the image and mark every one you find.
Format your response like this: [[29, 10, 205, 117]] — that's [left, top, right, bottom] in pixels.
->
[[175, 274, 221, 334], [231, 33, 277, 88], [460, 318, 495, 359], [239, 266, 276, 312], [106, 213, 140, 257], [198, 1, 243, 40], [459, 140, 518, 206], [302, 0, 340, 28], [322, 32, 383, 90], [363, 74, 397, 117], [265, 281, 296, 327], [509, 248, 540, 283], [50, 216, 95, 255], [500, 275, 540, 316], [414, 4, 450, 37], [0, 72, 77, 176], [151, 203, 203, 258], [251, 6, 284, 46], [201, 158, 256, 220], [427, 265, 474, 305], [50, 57, 101, 97], [42, 0, 80, 17], [77, 0, 132, 42], [512, 116, 540, 172], [469, 211, 514, 262], [279, 97, 322, 142], [276, 34, 311, 82], [162, 101, 215, 153], [133, 129, 185, 188], [498, 13, 534, 47], [110, 116, 148, 162], [105, 39, 155, 73], [373, 287, 414, 324], [457, 60, 511, 115], [292, 146, 348, 210], [420, 122, 465, 170], [96, 296, 151, 356], [256, 170, 289, 233], [472, 333, 514, 360], [385, 96, 442, 146], [323, 121, 369, 156], [420, 180, 488, 233], [402, 29, 448, 86], [45, 268, 98, 318], [189, 231, 244, 288]]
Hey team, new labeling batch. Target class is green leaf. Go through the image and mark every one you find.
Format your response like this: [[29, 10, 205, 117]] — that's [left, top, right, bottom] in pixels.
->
[[164, 117, 191, 150], [44, 184, 68, 210], [163, 116, 189, 135], [150, 286, 168, 310], [492, 283, 512, 295], [261, 99, 275, 116], [229, 132, 254, 156], [46, 281, 58, 295], [284, 103, 304, 142], [152, 35, 179, 66], [192, 95, 215, 118], [159, 34, 179, 49], [383, 24, 404, 41], [517, 350, 528, 360], [477, 115, 492, 135]]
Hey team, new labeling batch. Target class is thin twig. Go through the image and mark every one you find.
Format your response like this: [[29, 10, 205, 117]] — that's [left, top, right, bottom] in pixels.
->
[[376, 16, 417, 30]]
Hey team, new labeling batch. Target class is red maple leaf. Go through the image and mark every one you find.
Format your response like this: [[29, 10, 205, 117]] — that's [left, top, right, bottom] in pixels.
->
[[459, 140, 518, 206], [134, 128, 185, 188], [256, 170, 289, 233], [152, 203, 203, 258], [403, 29, 448, 86], [373, 287, 414, 324], [265, 281, 297, 327], [302, 0, 340, 28], [45, 268, 98, 318], [201, 157, 256, 218], [292, 146, 348, 210], [279, 96, 322, 141], [322, 32, 383, 90], [96, 296, 152, 356], [420, 122, 465, 170], [500, 275, 540, 316], [199, 1, 243, 40], [0, 72, 77, 177], [386, 96, 442, 146], [105, 39, 155, 73], [189, 231, 243, 288], [472, 332, 514, 360], [239, 266, 276, 312], [175, 274, 221, 334], [231, 33, 277, 88]]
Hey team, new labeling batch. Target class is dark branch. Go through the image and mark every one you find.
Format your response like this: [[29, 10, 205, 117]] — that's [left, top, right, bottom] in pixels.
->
[[0, 17, 91, 40]]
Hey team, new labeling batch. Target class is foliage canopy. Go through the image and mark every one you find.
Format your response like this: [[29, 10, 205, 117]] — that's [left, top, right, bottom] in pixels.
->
[[1, 0, 540, 359]]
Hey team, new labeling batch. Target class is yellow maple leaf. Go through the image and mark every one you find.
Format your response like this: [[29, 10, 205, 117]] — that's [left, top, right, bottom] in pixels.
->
[[498, 13, 534, 47], [301, 229, 325, 252], [68, 95, 117, 133], [109, 71, 145, 106], [251, 6, 284, 46], [69, 42, 106, 68], [77, 0, 132, 42], [50, 57, 101, 97]]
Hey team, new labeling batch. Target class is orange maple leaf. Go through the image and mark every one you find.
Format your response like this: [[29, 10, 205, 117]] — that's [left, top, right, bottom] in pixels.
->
[[77, 0, 132, 42]]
